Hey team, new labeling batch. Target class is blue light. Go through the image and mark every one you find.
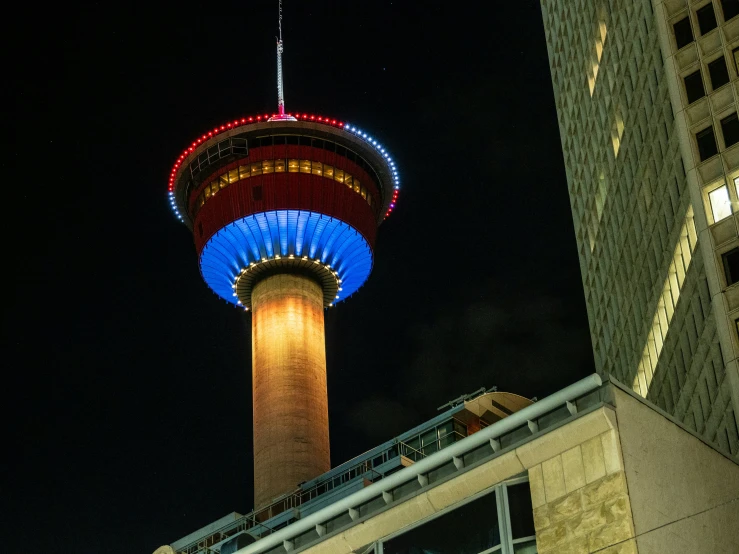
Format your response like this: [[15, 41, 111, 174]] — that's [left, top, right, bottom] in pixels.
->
[[199, 210, 373, 307]]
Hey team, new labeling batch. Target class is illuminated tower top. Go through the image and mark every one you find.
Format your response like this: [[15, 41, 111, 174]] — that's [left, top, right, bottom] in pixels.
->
[[165, 1, 401, 508]]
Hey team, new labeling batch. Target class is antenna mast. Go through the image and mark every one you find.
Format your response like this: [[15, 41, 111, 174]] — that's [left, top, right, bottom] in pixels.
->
[[270, 0, 296, 121]]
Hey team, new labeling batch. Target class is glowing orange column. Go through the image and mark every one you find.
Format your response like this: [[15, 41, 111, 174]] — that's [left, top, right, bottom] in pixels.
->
[[250, 273, 330, 509]]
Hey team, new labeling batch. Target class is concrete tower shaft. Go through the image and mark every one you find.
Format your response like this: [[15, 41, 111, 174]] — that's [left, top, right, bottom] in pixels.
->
[[250, 273, 330, 508]]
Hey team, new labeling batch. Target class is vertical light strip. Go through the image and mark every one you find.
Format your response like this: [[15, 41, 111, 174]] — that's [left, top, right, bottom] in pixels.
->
[[588, 16, 607, 96], [632, 206, 697, 397]]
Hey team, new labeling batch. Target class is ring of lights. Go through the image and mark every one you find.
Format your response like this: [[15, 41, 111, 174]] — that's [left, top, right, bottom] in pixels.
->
[[199, 210, 372, 308], [233, 258, 341, 310], [168, 114, 400, 224]]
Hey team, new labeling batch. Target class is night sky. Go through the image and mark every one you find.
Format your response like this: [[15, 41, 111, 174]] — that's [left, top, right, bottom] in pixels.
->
[[5, 2, 593, 552]]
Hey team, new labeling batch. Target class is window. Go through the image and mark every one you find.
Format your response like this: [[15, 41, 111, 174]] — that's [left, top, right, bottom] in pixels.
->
[[722, 0, 739, 21], [697, 126, 718, 160], [708, 56, 730, 89], [674, 17, 694, 49], [722, 248, 739, 285], [722, 113, 739, 147], [684, 70, 705, 103], [697, 4, 718, 34], [381, 478, 535, 554], [709, 185, 732, 222]]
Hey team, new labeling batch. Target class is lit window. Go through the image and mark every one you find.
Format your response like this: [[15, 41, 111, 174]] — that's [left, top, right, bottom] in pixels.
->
[[251, 162, 262, 176], [288, 159, 299, 173], [262, 160, 274, 174], [239, 165, 250, 179], [335, 169, 345, 183], [300, 159, 312, 173], [275, 159, 286, 173], [709, 185, 732, 222], [323, 165, 334, 179], [311, 161, 323, 176], [345, 175, 353, 187], [228, 169, 239, 183]]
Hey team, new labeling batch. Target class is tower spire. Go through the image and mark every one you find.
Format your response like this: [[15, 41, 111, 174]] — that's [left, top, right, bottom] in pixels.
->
[[270, 0, 296, 121]]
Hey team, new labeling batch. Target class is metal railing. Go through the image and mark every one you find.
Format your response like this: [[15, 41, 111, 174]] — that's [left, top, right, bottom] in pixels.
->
[[233, 374, 606, 554]]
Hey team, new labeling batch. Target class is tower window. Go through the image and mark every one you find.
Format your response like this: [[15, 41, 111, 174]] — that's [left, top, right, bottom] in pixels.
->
[[709, 185, 732, 222], [721, 113, 739, 147], [674, 17, 694, 49], [684, 70, 705, 103], [722, 248, 739, 285], [697, 4, 718, 34], [722, 0, 739, 21], [697, 126, 718, 160], [708, 56, 730, 89]]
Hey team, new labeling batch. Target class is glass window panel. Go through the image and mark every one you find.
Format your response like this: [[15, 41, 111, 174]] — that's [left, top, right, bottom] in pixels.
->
[[684, 70, 705, 104], [288, 159, 300, 173], [696, 126, 718, 160], [367, 195, 372, 206], [734, 177, 739, 199], [311, 161, 323, 175], [354, 182, 361, 193], [239, 165, 250, 179], [219, 175, 228, 188], [286, 136, 299, 145], [674, 17, 693, 49], [709, 185, 732, 222], [323, 165, 334, 179], [211, 182, 220, 195], [228, 169, 239, 183], [300, 159, 312, 173], [251, 162, 262, 176], [273, 135, 286, 145], [361, 187, 367, 200], [275, 159, 286, 172], [454, 419, 467, 438], [345, 175, 353, 187], [382, 491, 500, 554], [204, 186, 212, 199], [697, 4, 718, 35], [334, 169, 345, 183], [708, 56, 729, 89], [262, 159, 274, 174], [507, 482, 536, 539]]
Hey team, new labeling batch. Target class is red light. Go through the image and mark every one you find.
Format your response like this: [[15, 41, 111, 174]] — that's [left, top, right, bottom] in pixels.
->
[[339, 122, 344, 127], [331, 119, 336, 124], [310, 115, 315, 120], [208, 132, 212, 136], [227, 123, 232, 128], [257, 115, 262, 120], [248, 117, 254, 121]]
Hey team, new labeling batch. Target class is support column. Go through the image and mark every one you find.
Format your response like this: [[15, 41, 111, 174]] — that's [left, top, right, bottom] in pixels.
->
[[251, 273, 330, 509]]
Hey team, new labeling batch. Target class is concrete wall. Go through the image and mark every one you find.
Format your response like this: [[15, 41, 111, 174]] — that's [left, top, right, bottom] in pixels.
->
[[251, 273, 330, 509], [614, 387, 739, 553], [300, 407, 617, 554], [529, 426, 637, 553]]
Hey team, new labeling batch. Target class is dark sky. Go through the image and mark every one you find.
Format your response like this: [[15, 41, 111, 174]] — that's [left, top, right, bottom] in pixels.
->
[[4, 2, 593, 552]]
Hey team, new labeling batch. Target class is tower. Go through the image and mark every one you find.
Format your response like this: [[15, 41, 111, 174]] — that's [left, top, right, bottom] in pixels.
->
[[540, 0, 739, 455], [166, 9, 400, 508]]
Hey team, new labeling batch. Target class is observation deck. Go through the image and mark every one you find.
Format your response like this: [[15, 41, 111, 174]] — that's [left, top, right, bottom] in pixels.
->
[[167, 114, 400, 309]]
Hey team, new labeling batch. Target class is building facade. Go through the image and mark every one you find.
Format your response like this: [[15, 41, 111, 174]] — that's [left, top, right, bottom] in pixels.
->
[[154, 376, 739, 554], [540, 0, 739, 456]]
